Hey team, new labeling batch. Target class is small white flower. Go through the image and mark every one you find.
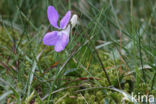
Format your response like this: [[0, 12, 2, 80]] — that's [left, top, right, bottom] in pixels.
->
[[70, 14, 78, 28]]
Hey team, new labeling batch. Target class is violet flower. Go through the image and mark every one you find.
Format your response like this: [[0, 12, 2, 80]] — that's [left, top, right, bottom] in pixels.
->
[[43, 6, 71, 52]]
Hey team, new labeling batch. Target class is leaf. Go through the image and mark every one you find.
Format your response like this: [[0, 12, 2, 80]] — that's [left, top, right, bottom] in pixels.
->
[[25, 91, 35, 104], [0, 90, 12, 101], [109, 87, 138, 104], [64, 68, 81, 77]]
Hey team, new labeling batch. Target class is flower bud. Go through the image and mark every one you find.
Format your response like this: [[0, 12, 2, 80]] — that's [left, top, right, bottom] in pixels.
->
[[70, 14, 78, 28]]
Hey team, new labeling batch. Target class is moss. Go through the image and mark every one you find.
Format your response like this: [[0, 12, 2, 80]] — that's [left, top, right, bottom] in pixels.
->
[[96, 91, 103, 101], [77, 94, 84, 104], [45, 50, 143, 104]]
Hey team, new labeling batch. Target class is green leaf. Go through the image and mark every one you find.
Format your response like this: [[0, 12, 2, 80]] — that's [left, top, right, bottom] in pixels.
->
[[64, 68, 81, 77]]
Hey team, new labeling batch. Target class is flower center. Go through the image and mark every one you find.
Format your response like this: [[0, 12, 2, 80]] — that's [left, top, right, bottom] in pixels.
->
[[57, 31, 62, 36]]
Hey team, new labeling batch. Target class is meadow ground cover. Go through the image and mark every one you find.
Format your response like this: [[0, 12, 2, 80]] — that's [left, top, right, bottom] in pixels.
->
[[0, 0, 156, 104]]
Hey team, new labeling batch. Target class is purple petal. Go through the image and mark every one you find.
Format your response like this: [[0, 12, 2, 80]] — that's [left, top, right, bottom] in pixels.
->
[[43, 31, 59, 46], [54, 32, 69, 52], [60, 11, 71, 29], [47, 6, 59, 28], [61, 33, 69, 48]]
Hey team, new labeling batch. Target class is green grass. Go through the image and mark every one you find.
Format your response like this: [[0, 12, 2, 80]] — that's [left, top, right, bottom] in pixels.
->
[[0, 0, 156, 104]]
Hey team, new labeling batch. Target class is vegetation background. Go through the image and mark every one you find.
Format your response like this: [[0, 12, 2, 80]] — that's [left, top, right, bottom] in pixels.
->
[[0, 0, 156, 103]]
